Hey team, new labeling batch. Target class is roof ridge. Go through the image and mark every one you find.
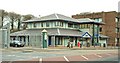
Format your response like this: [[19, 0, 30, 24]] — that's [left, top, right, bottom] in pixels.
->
[[54, 13, 59, 19]]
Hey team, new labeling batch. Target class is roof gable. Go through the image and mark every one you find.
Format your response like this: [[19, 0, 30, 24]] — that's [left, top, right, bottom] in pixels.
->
[[82, 32, 91, 38]]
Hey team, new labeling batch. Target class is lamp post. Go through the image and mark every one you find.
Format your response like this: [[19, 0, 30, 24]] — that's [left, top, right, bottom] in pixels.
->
[[42, 29, 48, 48]]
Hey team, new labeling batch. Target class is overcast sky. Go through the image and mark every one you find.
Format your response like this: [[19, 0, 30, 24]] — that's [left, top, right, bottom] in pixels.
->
[[0, 0, 120, 17]]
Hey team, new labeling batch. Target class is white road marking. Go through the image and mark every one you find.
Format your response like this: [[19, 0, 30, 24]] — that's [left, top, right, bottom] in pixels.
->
[[63, 56, 69, 62], [94, 54, 102, 58], [7, 55, 15, 56], [33, 56, 39, 58], [39, 58, 42, 63], [106, 53, 111, 56], [24, 53, 31, 54], [18, 59, 26, 60], [16, 56, 22, 57], [81, 55, 88, 60]]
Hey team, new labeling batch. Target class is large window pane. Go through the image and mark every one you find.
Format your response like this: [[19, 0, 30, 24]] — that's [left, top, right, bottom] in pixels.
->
[[46, 22, 49, 27], [41, 22, 43, 27], [68, 23, 73, 28]]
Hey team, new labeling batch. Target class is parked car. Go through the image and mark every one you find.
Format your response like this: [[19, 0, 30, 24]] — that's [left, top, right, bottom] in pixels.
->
[[10, 40, 24, 47]]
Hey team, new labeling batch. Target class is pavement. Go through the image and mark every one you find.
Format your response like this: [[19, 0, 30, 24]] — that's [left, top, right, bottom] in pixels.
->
[[1, 46, 119, 52]]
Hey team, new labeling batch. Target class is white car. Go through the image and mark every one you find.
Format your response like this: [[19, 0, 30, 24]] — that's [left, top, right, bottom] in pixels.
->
[[10, 40, 24, 47]]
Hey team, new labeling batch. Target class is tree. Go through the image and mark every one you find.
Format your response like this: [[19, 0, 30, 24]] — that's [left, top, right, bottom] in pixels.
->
[[22, 14, 34, 29], [22, 14, 34, 21], [8, 12, 21, 31], [0, 10, 8, 28], [17, 18, 21, 31]]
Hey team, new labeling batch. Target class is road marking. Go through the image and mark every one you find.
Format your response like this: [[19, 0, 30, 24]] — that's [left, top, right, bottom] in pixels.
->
[[63, 56, 69, 62], [33, 56, 39, 58], [16, 56, 22, 57], [39, 58, 42, 63], [7, 55, 15, 56], [94, 54, 102, 58], [81, 55, 88, 60], [106, 53, 111, 56]]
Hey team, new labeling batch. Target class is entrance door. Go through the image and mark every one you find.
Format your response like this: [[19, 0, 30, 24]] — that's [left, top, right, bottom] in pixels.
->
[[75, 37, 77, 46], [48, 36, 51, 46]]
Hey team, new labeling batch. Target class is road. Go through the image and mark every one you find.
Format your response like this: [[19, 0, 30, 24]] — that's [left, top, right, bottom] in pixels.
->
[[1, 53, 119, 63], [1, 47, 119, 63]]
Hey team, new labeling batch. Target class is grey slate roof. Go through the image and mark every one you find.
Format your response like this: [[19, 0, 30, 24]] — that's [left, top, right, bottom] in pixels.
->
[[23, 13, 79, 23], [23, 13, 104, 25], [77, 18, 105, 25], [10, 28, 108, 38], [55, 28, 84, 37], [10, 28, 58, 36], [10, 28, 85, 37]]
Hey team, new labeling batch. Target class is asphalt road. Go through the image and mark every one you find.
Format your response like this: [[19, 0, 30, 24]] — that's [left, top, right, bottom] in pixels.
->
[[1, 48, 118, 63], [1, 53, 119, 63]]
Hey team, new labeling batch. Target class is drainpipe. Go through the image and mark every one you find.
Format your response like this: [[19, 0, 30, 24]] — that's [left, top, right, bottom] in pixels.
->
[[92, 24, 95, 47], [97, 25, 99, 45]]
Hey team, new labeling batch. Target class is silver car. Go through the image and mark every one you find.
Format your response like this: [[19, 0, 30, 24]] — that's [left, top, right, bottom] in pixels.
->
[[10, 40, 24, 47]]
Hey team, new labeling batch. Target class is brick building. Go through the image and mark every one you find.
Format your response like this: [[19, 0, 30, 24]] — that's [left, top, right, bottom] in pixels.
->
[[116, 12, 120, 46], [72, 11, 120, 46]]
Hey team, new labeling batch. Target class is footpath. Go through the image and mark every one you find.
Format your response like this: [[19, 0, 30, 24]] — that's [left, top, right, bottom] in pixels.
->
[[0, 46, 119, 52]]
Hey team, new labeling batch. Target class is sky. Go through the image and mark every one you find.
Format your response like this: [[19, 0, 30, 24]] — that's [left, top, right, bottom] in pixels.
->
[[0, 0, 120, 17]]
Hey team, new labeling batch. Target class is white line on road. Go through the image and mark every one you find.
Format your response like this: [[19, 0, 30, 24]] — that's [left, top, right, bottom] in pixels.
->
[[39, 58, 42, 63], [81, 55, 88, 60], [106, 53, 111, 56], [63, 56, 69, 62], [94, 54, 102, 58], [7, 55, 15, 56], [33, 56, 39, 58]]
